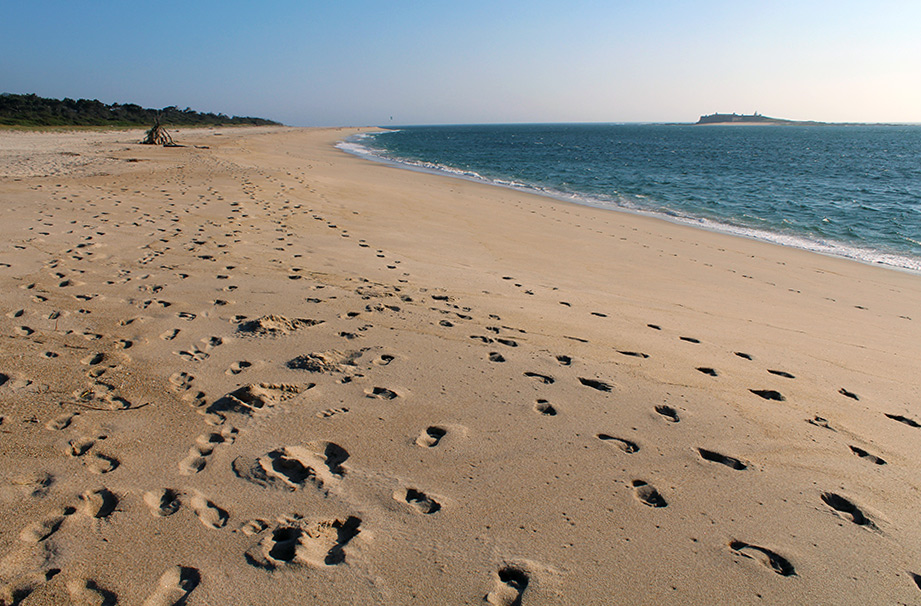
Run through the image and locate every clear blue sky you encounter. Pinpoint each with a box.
[2,0,919,126]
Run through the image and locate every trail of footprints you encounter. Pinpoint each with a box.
[474,303,895,594]
[7,161,917,603]
[158,307,462,592]
[507,311,906,592]
[729,542,796,577]
[486,566,530,606]
[13,295,914,603]
[0,182,259,605]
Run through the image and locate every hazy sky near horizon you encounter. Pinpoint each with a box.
[2,1,920,126]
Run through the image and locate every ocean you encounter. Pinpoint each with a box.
[338,124,921,272]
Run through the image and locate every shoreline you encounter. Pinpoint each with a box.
[2,126,920,604]
[338,130,921,275]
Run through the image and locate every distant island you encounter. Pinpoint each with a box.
[696,112,824,125]
[0,93,282,127]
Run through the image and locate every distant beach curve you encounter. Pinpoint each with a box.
[342,123,921,272]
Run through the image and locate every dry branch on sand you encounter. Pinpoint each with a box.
[141,119,180,146]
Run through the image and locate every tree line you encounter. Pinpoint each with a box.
[0,93,282,127]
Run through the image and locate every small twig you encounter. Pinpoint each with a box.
[70,401,150,412]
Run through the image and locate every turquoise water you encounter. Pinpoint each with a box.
[339,124,921,272]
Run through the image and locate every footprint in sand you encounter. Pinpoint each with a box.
[365,386,398,400]
[226,360,252,375]
[579,377,612,392]
[178,448,208,475]
[696,367,718,377]
[142,566,199,606]
[45,411,78,430]
[190,492,228,529]
[19,509,71,543]
[183,390,209,413]
[160,328,180,341]
[81,353,106,366]
[86,453,119,474]
[821,492,873,527]
[144,489,182,517]
[618,350,649,359]
[807,416,834,431]
[416,426,447,448]
[168,371,194,391]
[655,405,680,423]
[373,354,395,366]
[848,445,886,465]
[234,442,349,492]
[533,400,557,416]
[489,352,506,363]
[203,336,223,348]
[767,369,795,379]
[838,387,859,400]
[524,372,554,385]
[884,413,920,428]
[3,375,33,392]
[750,389,785,401]
[735,352,754,360]
[180,427,238,474]
[77,488,118,518]
[67,437,96,457]
[0,569,61,606]
[175,345,209,362]
[198,427,237,450]
[697,448,747,470]
[555,355,572,366]
[485,566,530,606]
[728,541,795,576]
[597,434,639,453]
[209,382,303,418]
[66,578,117,606]
[19,472,53,498]
[246,516,361,569]
[240,519,270,536]
[396,487,442,514]
[631,480,667,507]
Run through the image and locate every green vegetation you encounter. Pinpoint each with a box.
[0,93,282,127]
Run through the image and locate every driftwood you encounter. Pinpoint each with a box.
[141,119,179,146]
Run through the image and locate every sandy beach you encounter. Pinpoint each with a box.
[1,125,920,605]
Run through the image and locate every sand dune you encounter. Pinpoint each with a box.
[1,126,920,604]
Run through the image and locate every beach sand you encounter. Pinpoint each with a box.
[1,126,920,605]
